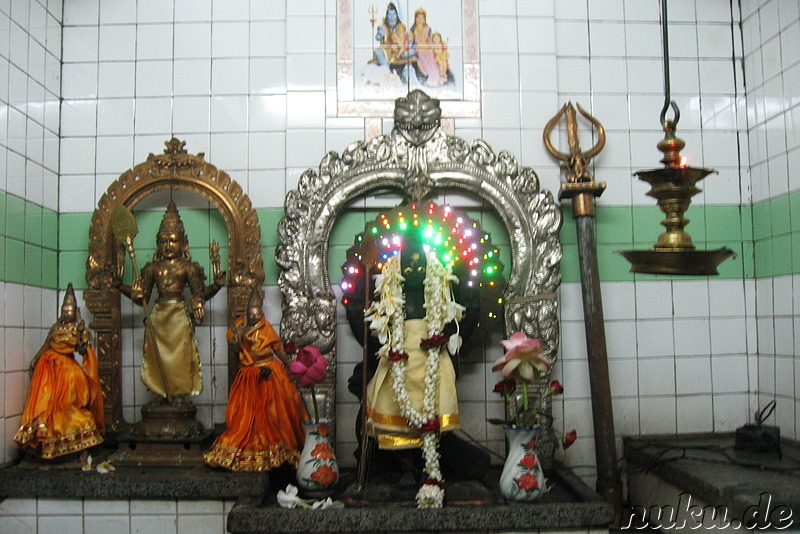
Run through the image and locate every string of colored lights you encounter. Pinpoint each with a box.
[340,202,505,323]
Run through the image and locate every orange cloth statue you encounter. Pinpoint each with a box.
[14,283,104,459]
[203,288,307,471]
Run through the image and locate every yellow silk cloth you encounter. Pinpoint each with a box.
[14,327,104,459]
[203,316,308,471]
[142,300,202,397]
[366,319,460,450]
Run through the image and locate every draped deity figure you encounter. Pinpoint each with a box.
[15,283,105,459]
[204,286,307,471]
[120,201,225,400]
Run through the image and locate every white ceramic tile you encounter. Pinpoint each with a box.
[60,99,96,137]
[209,132,248,169]
[481,91,521,129]
[638,358,676,396]
[479,17,518,54]
[518,55,557,92]
[38,516,83,533]
[134,97,172,135]
[249,94,287,131]
[209,95,247,131]
[172,96,210,133]
[517,17,555,54]
[635,319,676,358]
[59,136,96,175]
[246,169,285,209]
[173,59,211,96]
[96,136,135,174]
[674,318,711,357]
[638,396,676,434]
[675,356,712,395]
[589,21,626,57]
[677,394,713,433]
[137,0,174,24]
[556,57,590,93]
[95,98,134,136]
[286,128,324,168]
[130,515,178,534]
[286,53,325,91]
[608,358,639,397]
[711,354,749,393]
[98,1,136,24]
[250,20,286,58]
[135,60,173,98]
[173,22,211,59]
[286,16,324,53]
[136,24,174,61]
[555,21,590,57]
[554,0,587,20]
[96,61,135,97]
[211,21,249,57]
[84,515,130,534]
[247,131,285,169]
[635,282,673,319]
[175,0,211,22]
[60,62,97,99]
[62,0,98,25]
[559,320,588,361]
[286,91,325,129]
[480,54,520,92]
[209,57,248,95]
[97,24,135,61]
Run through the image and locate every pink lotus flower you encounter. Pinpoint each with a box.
[492,332,550,381]
[289,345,328,387]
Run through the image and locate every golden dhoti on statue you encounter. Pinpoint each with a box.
[142,299,202,397]
[366,318,460,449]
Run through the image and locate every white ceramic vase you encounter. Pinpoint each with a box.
[295,419,339,498]
[499,426,547,502]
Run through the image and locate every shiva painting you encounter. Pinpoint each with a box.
[337,0,480,116]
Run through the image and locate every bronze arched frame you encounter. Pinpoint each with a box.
[277,91,563,456]
[84,138,264,433]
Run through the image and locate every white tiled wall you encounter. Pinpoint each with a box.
[0,0,61,466]
[742,0,800,439]
[3,0,794,529]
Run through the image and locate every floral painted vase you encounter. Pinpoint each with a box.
[296,420,339,498]
[499,426,547,502]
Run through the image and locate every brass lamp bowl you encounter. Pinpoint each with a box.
[617,124,736,275]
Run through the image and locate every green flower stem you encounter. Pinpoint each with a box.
[310,384,319,424]
[522,381,529,412]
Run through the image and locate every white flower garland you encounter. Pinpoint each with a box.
[367,250,463,508]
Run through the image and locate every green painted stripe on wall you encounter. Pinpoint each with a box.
[0,192,58,289]
[52,201,762,290]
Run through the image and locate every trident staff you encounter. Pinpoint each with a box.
[544,103,622,516]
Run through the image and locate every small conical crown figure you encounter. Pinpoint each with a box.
[59,282,79,323]
[158,200,186,236]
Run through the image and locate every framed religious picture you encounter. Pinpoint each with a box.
[337,0,480,116]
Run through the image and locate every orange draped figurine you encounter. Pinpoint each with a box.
[14,283,105,459]
[204,286,308,471]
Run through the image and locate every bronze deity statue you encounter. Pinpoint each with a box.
[120,201,226,404]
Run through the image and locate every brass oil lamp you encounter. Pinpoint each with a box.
[617,0,735,275]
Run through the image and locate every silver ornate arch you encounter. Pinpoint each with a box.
[277,90,562,424]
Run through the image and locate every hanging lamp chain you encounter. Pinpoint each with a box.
[659,0,680,132]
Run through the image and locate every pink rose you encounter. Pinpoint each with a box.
[288,345,327,387]
[492,332,551,381]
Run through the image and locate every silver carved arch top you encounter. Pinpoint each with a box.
[276,90,562,420]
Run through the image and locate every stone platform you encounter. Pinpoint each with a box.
[625,433,800,531]
[0,454,612,533]
[228,464,613,533]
